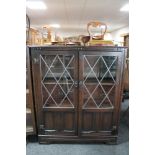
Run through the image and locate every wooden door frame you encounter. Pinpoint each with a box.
[31,48,79,135]
[78,50,125,136]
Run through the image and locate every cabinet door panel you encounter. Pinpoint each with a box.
[79,51,124,136]
[31,50,78,136]
[81,112,113,136]
[44,111,75,136]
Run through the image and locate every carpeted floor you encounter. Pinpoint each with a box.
[26,100,129,155]
[26,142,129,155]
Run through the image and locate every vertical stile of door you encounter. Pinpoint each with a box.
[112,49,126,131]
[78,51,84,136]
[73,50,79,136]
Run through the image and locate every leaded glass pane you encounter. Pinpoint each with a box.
[83,55,118,109]
[40,54,75,108]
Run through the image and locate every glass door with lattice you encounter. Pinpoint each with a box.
[79,51,123,137]
[32,50,78,136]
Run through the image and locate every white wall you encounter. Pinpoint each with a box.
[110,26,129,45]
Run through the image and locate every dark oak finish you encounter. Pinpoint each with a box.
[28,46,126,143]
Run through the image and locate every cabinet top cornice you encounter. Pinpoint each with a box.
[28,45,127,52]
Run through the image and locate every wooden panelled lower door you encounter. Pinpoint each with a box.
[78,51,123,137]
[31,50,78,137]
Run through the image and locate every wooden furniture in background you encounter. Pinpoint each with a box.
[26,47,36,136]
[87,21,107,40]
[27,28,42,45]
[26,15,30,45]
[42,26,52,45]
[28,46,126,143]
[87,21,114,46]
[123,34,129,92]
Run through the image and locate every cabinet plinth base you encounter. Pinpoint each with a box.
[38,135,117,144]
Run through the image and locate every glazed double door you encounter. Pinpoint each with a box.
[32,49,123,138]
